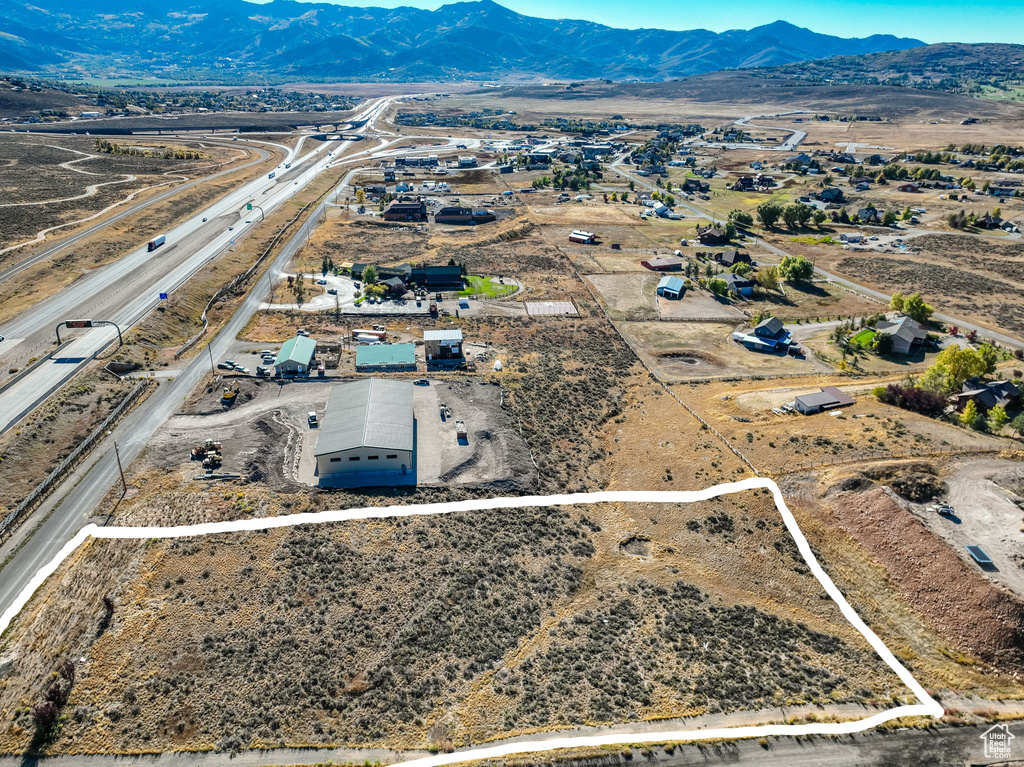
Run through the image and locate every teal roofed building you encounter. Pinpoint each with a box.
[275,335,317,376]
[355,343,417,372]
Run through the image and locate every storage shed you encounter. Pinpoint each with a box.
[794,386,855,415]
[314,379,415,485]
[656,276,685,299]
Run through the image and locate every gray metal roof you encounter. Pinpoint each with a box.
[315,379,414,456]
[423,329,463,341]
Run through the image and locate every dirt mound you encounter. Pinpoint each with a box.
[828,486,1024,670]
[825,475,876,495]
[862,462,947,502]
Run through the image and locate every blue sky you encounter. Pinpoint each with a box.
[252,0,1024,44]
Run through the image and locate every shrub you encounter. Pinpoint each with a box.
[875,384,947,417]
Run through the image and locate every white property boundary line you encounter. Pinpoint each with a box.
[0,478,942,765]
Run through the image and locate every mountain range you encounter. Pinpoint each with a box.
[0,0,925,82]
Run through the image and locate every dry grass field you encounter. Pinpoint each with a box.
[0,492,915,754]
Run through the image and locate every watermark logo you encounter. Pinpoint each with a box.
[981,723,1014,760]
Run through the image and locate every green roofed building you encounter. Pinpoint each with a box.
[355,343,417,372]
[274,335,317,376]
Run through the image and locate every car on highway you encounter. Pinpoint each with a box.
[414,379,430,386]
[228,226,234,231]
[0,335,4,342]
[202,217,208,222]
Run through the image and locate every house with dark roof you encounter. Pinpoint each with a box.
[382,200,427,221]
[697,227,728,246]
[719,272,756,296]
[817,187,846,204]
[955,379,1020,412]
[754,316,785,340]
[875,315,928,355]
[409,265,464,289]
[682,178,709,193]
[716,250,752,267]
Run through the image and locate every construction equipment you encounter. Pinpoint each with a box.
[455,421,467,441]
[190,439,223,469]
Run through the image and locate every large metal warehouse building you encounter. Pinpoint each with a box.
[314,379,415,486]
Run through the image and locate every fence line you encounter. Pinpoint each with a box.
[771,445,1004,477]
[0,381,151,541]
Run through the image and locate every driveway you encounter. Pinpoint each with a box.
[909,457,1024,598]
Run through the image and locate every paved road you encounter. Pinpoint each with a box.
[0,720,1013,767]
[0,143,273,285]
[0,127,347,434]
[0,96,394,636]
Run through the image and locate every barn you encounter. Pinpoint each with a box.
[314,379,415,486]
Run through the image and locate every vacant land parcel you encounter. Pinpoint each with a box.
[0,492,915,755]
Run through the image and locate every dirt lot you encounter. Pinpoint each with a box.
[584,273,660,321]
[743,280,886,322]
[147,375,532,496]
[619,322,822,381]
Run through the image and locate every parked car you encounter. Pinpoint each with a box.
[308,412,318,427]
[414,379,430,386]
[296,329,309,337]
[315,279,327,285]
[217,362,232,370]
[256,366,269,377]
[327,288,338,295]
[223,359,237,368]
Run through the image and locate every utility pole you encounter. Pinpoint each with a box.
[207,344,216,378]
[113,441,127,496]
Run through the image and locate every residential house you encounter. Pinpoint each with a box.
[682,179,710,193]
[716,250,752,268]
[754,316,788,341]
[732,176,756,192]
[697,226,728,246]
[897,182,920,193]
[457,155,478,167]
[856,208,882,224]
[955,379,1020,412]
[351,263,413,282]
[381,276,408,294]
[817,187,846,204]
[732,332,776,352]
[656,276,686,299]
[719,272,756,296]
[875,315,928,355]
[976,214,1004,229]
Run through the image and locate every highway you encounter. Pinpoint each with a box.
[0,119,364,435]
[0,95,396,632]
